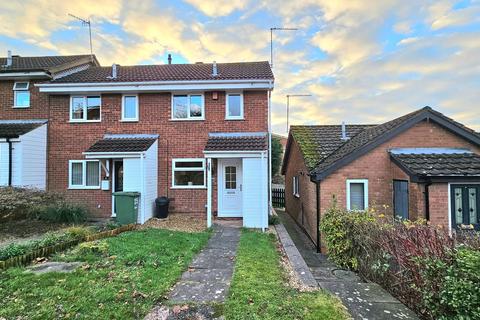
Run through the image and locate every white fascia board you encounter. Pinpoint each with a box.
[0,71,50,79]
[204,150,267,158]
[36,79,274,93]
[83,151,144,159]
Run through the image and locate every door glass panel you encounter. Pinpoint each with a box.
[454,187,463,224]
[225,166,236,189]
[468,188,477,225]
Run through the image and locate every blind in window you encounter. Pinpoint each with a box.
[350,183,365,210]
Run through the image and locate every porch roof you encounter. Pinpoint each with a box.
[390,151,480,180]
[0,120,46,138]
[204,132,268,152]
[85,134,158,153]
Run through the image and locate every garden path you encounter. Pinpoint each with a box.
[277,210,419,320]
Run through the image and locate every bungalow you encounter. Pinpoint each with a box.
[282,107,480,250]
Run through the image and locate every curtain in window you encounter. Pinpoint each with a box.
[86,161,99,186]
[71,162,83,185]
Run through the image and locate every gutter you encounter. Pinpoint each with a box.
[316,181,321,253]
[424,181,432,221]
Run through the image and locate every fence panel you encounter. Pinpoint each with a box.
[272,187,285,208]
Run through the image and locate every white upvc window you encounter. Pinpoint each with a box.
[171,94,204,120]
[226,92,244,120]
[70,95,101,122]
[172,158,206,188]
[293,176,300,197]
[121,94,139,121]
[13,81,30,108]
[69,160,101,189]
[346,179,369,211]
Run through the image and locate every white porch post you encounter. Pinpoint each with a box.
[207,157,212,228]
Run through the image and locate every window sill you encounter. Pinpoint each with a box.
[171,186,207,190]
[170,118,205,121]
[69,120,102,123]
[68,186,101,190]
[120,119,139,122]
[12,106,30,109]
[294,193,300,198]
[225,117,244,121]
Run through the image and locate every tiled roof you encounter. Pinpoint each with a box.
[205,133,268,151]
[311,107,480,178]
[0,121,46,138]
[0,55,94,72]
[85,137,157,153]
[391,153,480,177]
[289,125,375,170]
[49,61,274,83]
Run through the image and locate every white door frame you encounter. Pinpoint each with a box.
[111,159,123,217]
[217,158,243,217]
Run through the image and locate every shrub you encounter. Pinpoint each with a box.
[0,187,62,220]
[64,226,95,240]
[268,214,280,225]
[77,241,109,256]
[36,201,89,224]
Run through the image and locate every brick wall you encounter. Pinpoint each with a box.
[285,120,480,243]
[0,79,49,120]
[47,91,268,218]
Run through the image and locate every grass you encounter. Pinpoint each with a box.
[0,228,209,319]
[225,229,349,320]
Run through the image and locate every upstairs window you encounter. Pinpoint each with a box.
[172,159,206,188]
[70,96,101,122]
[13,82,30,108]
[122,95,138,121]
[172,94,204,120]
[346,179,368,211]
[226,93,243,119]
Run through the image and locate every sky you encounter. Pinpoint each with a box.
[1,0,479,134]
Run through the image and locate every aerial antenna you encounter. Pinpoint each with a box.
[68,13,93,59]
[270,27,298,68]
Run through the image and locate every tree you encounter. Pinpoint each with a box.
[271,136,283,176]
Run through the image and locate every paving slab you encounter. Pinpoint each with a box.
[26,262,83,274]
[168,224,240,304]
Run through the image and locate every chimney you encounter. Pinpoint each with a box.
[107,63,118,79]
[212,61,218,77]
[341,121,349,140]
[168,54,172,65]
[6,50,12,67]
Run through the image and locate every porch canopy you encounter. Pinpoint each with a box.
[83,134,159,224]
[204,132,269,229]
[390,148,480,182]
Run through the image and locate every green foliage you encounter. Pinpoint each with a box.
[225,230,349,320]
[0,187,62,220]
[77,241,109,256]
[64,226,94,239]
[0,229,209,319]
[36,201,89,224]
[319,200,374,269]
[271,136,283,176]
[268,214,280,225]
[414,247,480,320]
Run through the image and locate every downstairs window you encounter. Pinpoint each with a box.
[69,160,101,189]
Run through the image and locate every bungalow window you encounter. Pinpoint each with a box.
[226,93,243,119]
[346,179,368,210]
[293,176,300,197]
[70,96,101,122]
[172,94,204,120]
[13,82,30,108]
[172,159,206,188]
[69,160,101,189]
[122,95,138,121]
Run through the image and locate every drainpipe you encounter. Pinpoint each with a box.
[316,181,321,253]
[7,138,13,186]
[425,181,432,221]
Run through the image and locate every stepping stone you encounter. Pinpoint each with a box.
[26,262,83,274]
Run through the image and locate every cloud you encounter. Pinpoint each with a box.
[183,0,251,16]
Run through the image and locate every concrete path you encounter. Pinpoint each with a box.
[168,224,240,304]
[277,210,418,320]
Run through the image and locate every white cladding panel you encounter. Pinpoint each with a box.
[143,141,158,222]
[242,156,268,228]
[19,124,47,189]
[0,143,8,186]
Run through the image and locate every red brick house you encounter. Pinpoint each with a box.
[35,61,274,227]
[282,107,480,250]
[0,52,99,188]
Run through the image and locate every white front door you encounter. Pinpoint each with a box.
[218,159,243,217]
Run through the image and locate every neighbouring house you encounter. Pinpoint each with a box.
[0,52,99,189]
[34,60,274,227]
[282,107,480,249]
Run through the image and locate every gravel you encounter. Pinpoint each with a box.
[139,215,207,233]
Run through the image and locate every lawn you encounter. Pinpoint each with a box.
[0,228,209,319]
[225,230,349,320]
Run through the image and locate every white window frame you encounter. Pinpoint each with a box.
[171,158,206,189]
[13,81,30,108]
[293,176,300,198]
[171,93,205,120]
[121,94,139,121]
[69,95,102,123]
[346,179,369,211]
[68,160,101,189]
[225,92,244,120]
